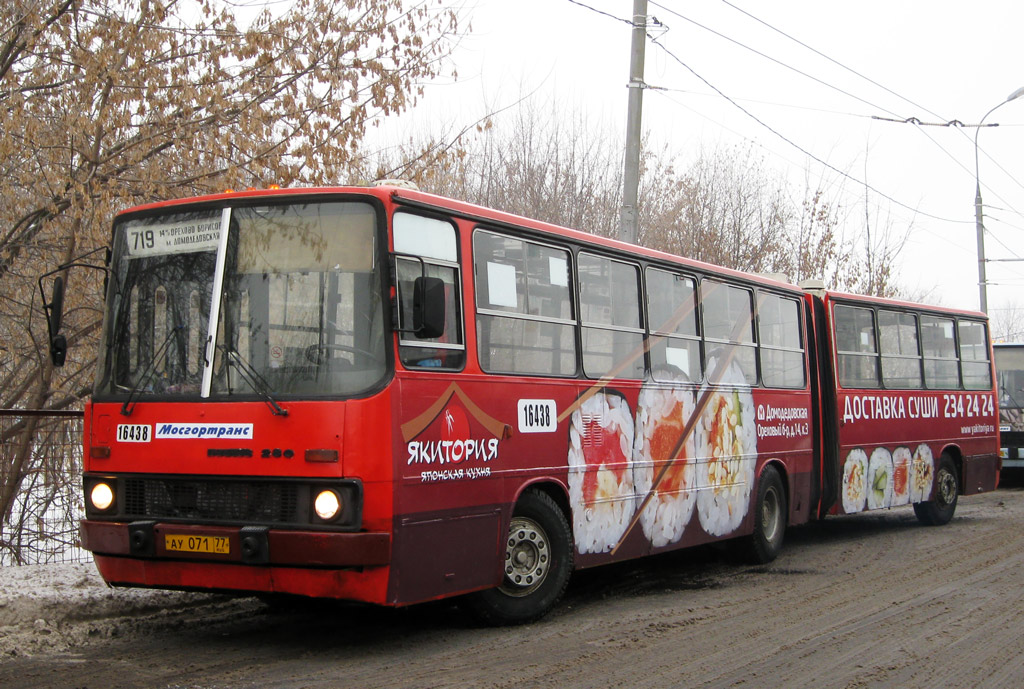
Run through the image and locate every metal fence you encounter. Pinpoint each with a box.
[0,409,91,566]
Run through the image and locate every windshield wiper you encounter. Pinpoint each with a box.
[121,325,184,416]
[219,345,288,416]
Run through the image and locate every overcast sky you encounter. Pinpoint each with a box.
[398,0,1024,317]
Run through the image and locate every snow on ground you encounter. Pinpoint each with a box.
[0,562,239,657]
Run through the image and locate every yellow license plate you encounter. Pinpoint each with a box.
[164,534,230,555]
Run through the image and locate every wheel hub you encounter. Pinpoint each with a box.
[502,516,549,596]
[762,487,780,541]
[937,469,957,507]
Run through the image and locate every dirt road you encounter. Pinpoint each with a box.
[4,483,1024,689]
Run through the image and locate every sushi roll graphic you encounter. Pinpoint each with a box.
[891,446,912,506]
[633,380,697,548]
[910,443,935,503]
[568,391,637,554]
[867,447,894,510]
[842,448,868,514]
[695,360,756,537]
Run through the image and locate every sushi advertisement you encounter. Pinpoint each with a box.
[835,389,998,515]
[565,363,813,564]
[394,369,815,567]
[840,444,933,514]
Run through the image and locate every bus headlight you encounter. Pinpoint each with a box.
[314,489,342,522]
[90,482,114,511]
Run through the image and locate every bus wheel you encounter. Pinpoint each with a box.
[466,490,573,625]
[913,454,958,526]
[740,465,787,564]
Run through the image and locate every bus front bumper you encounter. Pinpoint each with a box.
[81,519,390,568]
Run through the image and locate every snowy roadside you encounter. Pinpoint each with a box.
[0,562,252,657]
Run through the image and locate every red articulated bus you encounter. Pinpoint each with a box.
[47,184,1000,624]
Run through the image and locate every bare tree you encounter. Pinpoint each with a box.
[781,162,854,289]
[385,108,868,288]
[824,149,915,299]
[395,98,625,236]
[846,196,913,299]
[0,0,460,561]
[991,301,1024,342]
[641,143,794,275]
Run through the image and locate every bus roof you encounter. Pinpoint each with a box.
[115,183,987,316]
[115,184,804,294]
[820,289,987,320]
[388,186,804,292]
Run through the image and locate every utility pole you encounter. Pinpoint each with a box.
[973,86,1024,314]
[619,0,648,245]
[975,178,988,314]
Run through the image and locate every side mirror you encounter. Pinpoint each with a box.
[37,247,109,369]
[51,334,67,367]
[413,276,445,339]
[48,276,67,367]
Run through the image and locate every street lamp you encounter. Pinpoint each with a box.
[974,85,1024,314]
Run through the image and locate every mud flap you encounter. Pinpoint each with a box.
[962,454,1001,495]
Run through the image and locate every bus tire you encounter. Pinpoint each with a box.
[913,453,958,526]
[466,489,573,626]
[741,465,787,564]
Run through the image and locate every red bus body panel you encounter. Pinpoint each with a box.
[82,392,398,601]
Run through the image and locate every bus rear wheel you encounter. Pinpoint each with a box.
[739,464,787,564]
[466,489,573,625]
[913,453,958,526]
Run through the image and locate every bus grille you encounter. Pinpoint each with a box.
[122,478,300,524]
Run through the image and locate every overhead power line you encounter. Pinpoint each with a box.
[565,0,633,26]
[650,85,877,120]
[871,117,1024,223]
[711,0,1024,215]
[645,38,971,225]
[661,0,1024,230]
[565,0,1012,232]
[650,1,905,121]
[985,223,1024,260]
[873,116,990,128]
[716,0,950,122]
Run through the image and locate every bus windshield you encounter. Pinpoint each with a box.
[95,200,388,399]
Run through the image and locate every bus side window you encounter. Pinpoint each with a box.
[834,304,880,388]
[959,320,992,390]
[393,213,465,370]
[921,316,958,388]
[473,230,576,377]
[759,293,805,388]
[578,253,644,380]
[878,310,922,389]
[700,279,756,384]
[646,268,701,382]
